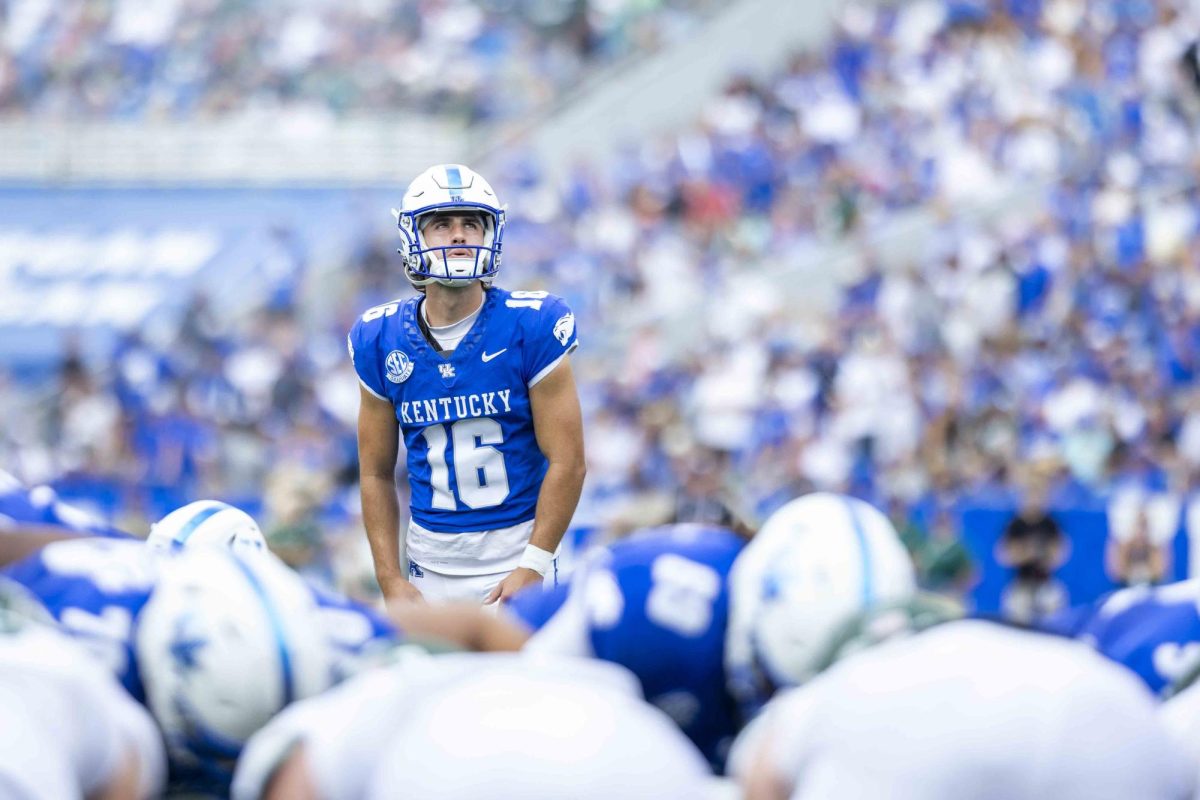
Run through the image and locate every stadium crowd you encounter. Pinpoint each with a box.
[4,0,1200,596]
[0,0,721,122]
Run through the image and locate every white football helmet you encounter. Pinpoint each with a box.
[395,163,505,288]
[725,493,916,716]
[134,549,335,773]
[146,500,267,555]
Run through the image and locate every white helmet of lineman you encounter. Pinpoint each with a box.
[146,500,267,555]
[394,163,506,289]
[725,492,917,715]
[135,548,334,772]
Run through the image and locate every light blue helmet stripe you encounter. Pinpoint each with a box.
[445,165,465,201]
[843,497,874,605]
[174,503,228,547]
[230,557,296,707]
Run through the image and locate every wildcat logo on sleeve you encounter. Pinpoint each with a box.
[385,351,414,384]
[553,313,575,346]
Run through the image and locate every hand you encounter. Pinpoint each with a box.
[379,574,424,609]
[484,567,543,605]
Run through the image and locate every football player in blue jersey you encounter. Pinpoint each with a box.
[350,164,586,607]
[0,467,132,540]
[1039,578,1200,697]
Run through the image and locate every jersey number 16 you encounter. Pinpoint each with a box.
[421,417,510,509]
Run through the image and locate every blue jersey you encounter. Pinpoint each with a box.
[349,287,578,533]
[540,525,745,772]
[1045,579,1200,696]
[1,538,401,700]
[0,470,132,539]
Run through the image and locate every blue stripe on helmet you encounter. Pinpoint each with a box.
[174,503,228,547]
[446,165,464,201]
[230,556,296,708]
[843,497,874,605]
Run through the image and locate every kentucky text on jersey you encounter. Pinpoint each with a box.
[399,389,512,424]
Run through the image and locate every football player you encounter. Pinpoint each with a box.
[393,492,916,772]
[1040,578,1200,696]
[731,599,1194,800]
[0,576,166,799]
[1,538,399,795]
[232,652,717,800]
[351,164,585,606]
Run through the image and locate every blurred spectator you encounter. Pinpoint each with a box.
[1106,486,1179,587]
[0,0,723,123]
[996,478,1069,624]
[895,503,976,601]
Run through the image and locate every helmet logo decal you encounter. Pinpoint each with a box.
[169,613,208,672]
[385,350,413,384]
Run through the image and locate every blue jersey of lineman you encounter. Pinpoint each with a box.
[551,525,745,771]
[0,469,132,539]
[349,287,578,533]
[1,538,400,701]
[1043,579,1200,696]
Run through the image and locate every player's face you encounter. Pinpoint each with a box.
[421,213,486,258]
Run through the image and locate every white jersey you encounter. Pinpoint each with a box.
[730,620,1194,800]
[233,651,648,800]
[1161,680,1200,788]
[364,655,713,800]
[0,623,165,800]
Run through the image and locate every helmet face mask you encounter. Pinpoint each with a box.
[396,164,506,289]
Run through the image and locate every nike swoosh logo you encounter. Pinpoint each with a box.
[481,349,508,363]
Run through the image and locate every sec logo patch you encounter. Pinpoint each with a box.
[385,350,413,383]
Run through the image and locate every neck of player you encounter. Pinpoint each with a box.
[424,281,485,327]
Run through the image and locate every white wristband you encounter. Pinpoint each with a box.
[518,544,555,577]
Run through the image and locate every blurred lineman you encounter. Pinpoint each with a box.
[399,493,917,771]
[233,653,715,800]
[1,532,398,795]
[731,616,1194,800]
[0,586,166,800]
[350,164,585,606]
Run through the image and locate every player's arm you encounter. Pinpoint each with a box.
[260,745,318,800]
[389,602,530,652]
[486,357,586,603]
[357,384,421,605]
[0,526,85,566]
